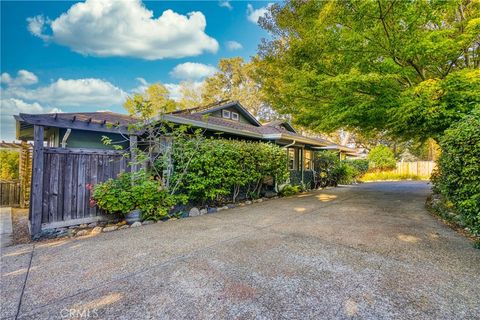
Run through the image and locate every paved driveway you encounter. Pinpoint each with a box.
[1,182,479,319]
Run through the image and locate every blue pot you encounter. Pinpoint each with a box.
[126,209,141,224]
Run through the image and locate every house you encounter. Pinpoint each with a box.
[14,101,359,235]
[15,101,357,184]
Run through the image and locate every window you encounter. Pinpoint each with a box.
[288,148,296,170]
[304,150,313,170]
[231,112,239,121]
[222,110,231,118]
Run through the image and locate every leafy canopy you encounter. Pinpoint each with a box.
[256,0,480,140]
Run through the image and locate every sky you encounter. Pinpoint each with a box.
[0,0,274,140]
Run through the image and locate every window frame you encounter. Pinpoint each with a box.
[222,110,231,119]
[231,112,239,121]
[288,148,296,170]
[304,149,313,170]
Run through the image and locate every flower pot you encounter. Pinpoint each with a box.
[126,209,141,224]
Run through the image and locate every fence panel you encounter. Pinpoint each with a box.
[37,148,130,228]
[0,180,20,207]
[394,161,436,177]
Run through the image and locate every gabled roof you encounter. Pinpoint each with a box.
[264,120,297,133]
[14,101,338,148]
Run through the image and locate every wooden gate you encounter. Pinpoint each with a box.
[0,180,20,207]
[31,147,130,231]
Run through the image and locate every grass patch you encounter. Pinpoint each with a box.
[359,171,428,182]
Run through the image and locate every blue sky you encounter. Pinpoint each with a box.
[0,0,273,140]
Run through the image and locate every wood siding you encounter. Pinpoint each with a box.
[0,180,20,207]
[35,147,130,230]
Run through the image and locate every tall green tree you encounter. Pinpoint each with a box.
[0,150,19,180]
[202,57,273,119]
[124,83,178,119]
[256,0,480,140]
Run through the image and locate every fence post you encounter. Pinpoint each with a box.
[30,125,44,237]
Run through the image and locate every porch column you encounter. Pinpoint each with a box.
[30,125,44,236]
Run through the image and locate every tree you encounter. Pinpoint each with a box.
[124,83,177,119]
[202,57,274,120]
[367,145,397,171]
[256,0,480,141]
[177,81,203,110]
[0,150,19,180]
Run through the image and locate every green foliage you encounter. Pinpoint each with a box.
[432,113,480,235]
[0,150,19,180]
[256,0,480,140]
[313,151,365,186]
[124,83,178,119]
[166,138,289,203]
[367,146,397,171]
[279,184,301,196]
[92,172,136,215]
[92,171,181,221]
[345,159,369,176]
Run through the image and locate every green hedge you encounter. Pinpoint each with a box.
[313,152,368,187]
[432,113,480,235]
[170,138,289,204]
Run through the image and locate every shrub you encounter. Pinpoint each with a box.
[279,184,301,196]
[92,171,181,221]
[167,138,289,204]
[367,145,396,171]
[432,113,480,235]
[335,162,359,185]
[313,151,341,187]
[345,159,369,176]
[0,150,19,180]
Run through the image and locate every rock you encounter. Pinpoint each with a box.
[79,224,88,229]
[245,200,252,205]
[67,229,76,237]
[227,204,236,209]
[118,225,129,230]
[199,209,207,215]
[156,220,163,223]
[131,221,142,228]
[207,207,217,214]
[98,222,108,227]
[142,220,154,225]
[91,227,103,234]
[76,229,89,237]
[217,206,229,211]
[116,220,127,226]
[102,226,118,232]
[189,207,200,217]
[87,222,97,228]
[55,230,68,238]
[168,217,178,221]
[263,190,278,198]
[256,199,263,203]
[239,203,245,207]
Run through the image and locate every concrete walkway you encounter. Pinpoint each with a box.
[1,182,479,319]
[0,207,13,248]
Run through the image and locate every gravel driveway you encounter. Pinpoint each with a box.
[1,181,479,319]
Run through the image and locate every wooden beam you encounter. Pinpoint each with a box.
[30,125,44,237]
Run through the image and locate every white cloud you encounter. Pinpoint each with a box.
[1,70,38,86]
[170,62,217,80]
[226,41,243,51]
[2,70,127,109]
[27,0,219,60]
[247,3,272,24]
[0,98,61,140]
[219,1,233,10]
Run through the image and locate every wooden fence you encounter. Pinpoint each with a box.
[394,161,436,177]
[0,180,20,207]
[32,147,130,231]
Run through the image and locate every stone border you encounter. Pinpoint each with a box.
[32,196,279,241]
